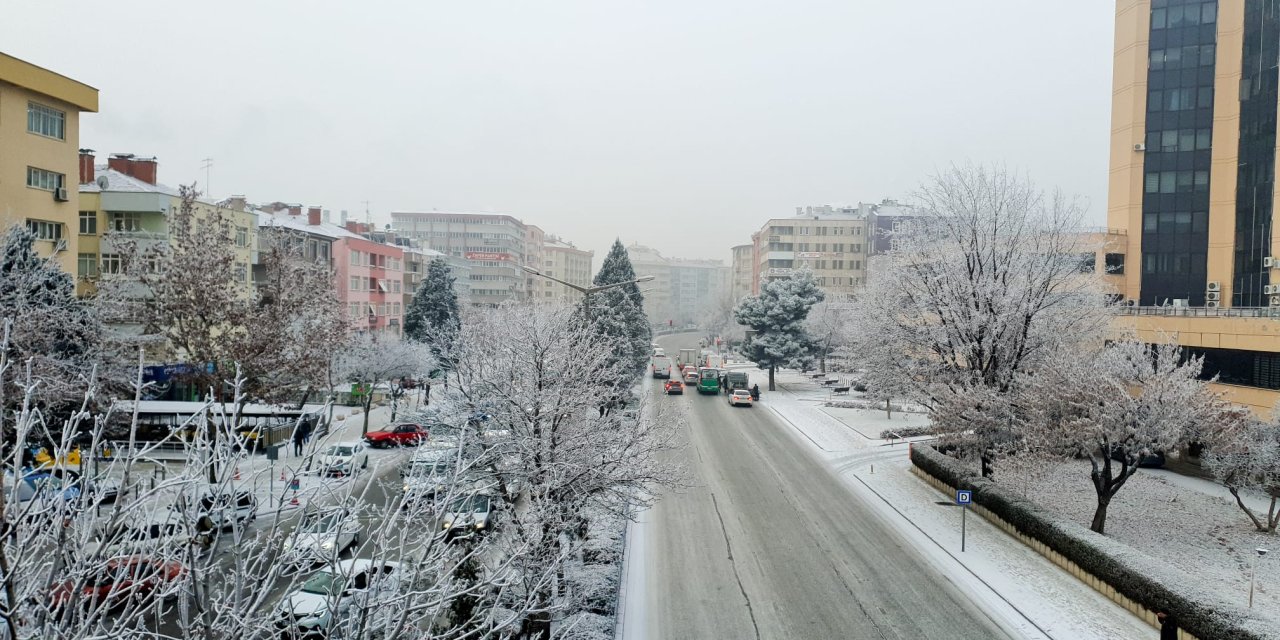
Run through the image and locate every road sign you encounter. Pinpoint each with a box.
[956,490,972,505]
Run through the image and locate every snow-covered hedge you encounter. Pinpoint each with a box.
[878,426,932,439]
[911,444,1274,640]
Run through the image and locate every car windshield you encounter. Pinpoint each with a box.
[449,495,490,513]
[299,511,343,534]
[325,446,354,457]
[300,570,344,596]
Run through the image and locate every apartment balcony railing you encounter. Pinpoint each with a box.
[1115,305,1280,318]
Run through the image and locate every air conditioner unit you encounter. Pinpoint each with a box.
[1268,257,1277,268]
[1207,281,1221,292]
[54,187,69,202]
[1206,301,1220,309]
[1272,295,1280,306]
[1207,291,1220,301]
[1134,143,1146,151]
[1266,285,1276,295]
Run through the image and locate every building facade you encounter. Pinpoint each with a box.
[748,206,871,302]
[730,244,755,302]
[627,243,729,328]
[1104,0,1280,415]
[391,211,526,305]
[0,52,98,274]
[536,236,593,304]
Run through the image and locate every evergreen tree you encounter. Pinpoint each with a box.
[0,225,103,450]
[583,240,651,386]
[734,270,824,390]
[404,258,461,380]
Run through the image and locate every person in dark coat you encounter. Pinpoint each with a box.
[1157,611,1177,640]
[291,423,305,457]
[751,384,760,400]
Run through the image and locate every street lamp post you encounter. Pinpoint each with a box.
[1251,547,1268,608]
[520,265,654,295]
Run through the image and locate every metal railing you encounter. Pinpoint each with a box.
[1115,305,1280,318]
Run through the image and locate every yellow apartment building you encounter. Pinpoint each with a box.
[0,52,98,273]
[535,236,593,304]
[1104,1,1280,417]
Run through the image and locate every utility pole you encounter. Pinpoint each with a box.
[200,158,214,198]
[362,200,371,228]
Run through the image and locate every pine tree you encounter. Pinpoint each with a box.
[583,240,651,386]
[734,270,824,390]
[403,258,461,377]
[0,225,104,450]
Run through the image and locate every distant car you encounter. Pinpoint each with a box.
[274,559,401,637]
[653,347,665,357]
[280,507,361,567]
[728,389,753,407]
[403,455,460,506]
[1108,446,1166,468]
[7,468,119,511]
[363,423,430,448]
[179,490,257,530]
[440,494,494,540]
[48,555,185,611]
[683,367,698,385]
[318,441,368,476]
[664,380,684,395]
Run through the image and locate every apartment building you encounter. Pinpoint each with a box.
[535,236,593,304]
[627,243,729,327]
[730,244,755,302]
[77,152,257,299]
[747,206,870,302]
[1104,0,1280,416]
[391,211,526,305]
[335,221,406,336]
[0,52,98,274]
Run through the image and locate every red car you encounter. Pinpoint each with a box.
[664,380,684,395]
[363,423,430,448]
[49,555,185,610]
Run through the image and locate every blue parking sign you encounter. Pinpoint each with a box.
[956,490,972,505]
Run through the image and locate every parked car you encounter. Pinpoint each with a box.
[173,490,257,530]
[400,441,460,478]
[727,389,753,407]
[363,423,430,448]
[6,468,119,511]
[664,380,684,395]
[318,441,368,476]
[280,507,361,567]
[440,494,494,540]
[92,516,215,557]
[274,560,401,637]
[403,456,459,506]
[1108,445,1166,468]
[48,555,185,611]
[682,367,699,385]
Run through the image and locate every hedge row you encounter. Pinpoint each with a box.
[911,444,1273,639]
[878,426,933,439]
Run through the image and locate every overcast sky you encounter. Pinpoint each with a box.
[4,1,1115,264]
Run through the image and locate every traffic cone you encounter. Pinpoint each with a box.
[280,470,287,481]
[289,492,300,506]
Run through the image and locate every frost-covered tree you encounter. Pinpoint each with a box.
[334,334,433,435]
[583,240,651,385]
[445,303,680,637]
[404,258,461,361]
[0,225,106,451]
[850,165,1109,476]
[804,301,854,374]
[734,269,824,390]
[1204,414,1280,533]
[1022,339,1241,534]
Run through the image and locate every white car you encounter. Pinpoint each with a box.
[728,389,753,407]
[275,559,400,637]
[402,458,456,506]
[440,494,495,540]
[319,441,369,477]
[172,490,257,530]
[281,507,361,567]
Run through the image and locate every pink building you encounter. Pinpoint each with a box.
[336,221,405,336]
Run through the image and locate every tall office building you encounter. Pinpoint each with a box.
[1107,1,1280,415]
[391,212,527,306]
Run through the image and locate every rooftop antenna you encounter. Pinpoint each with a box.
[362,200,371,227]
[199,157,214,199]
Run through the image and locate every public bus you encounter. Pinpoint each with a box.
[697,368,722,395]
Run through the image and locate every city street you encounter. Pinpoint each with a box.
[630,334,1016,640]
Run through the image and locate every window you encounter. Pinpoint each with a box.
[101,254,124,275]
[350,276,361,291]
[1104,253,1126,275]
[350,250,361,265]
[234,262,248,282]
[235,227,248,247]
[832,260,844,270]
[853,260,862,270]
[851,244,862,253]
[107,212,143,232]
[393,280,402,293]
[26,167,64,191]
[770,226,794,235]
[25,219,63,241]
[79,211,97,235]
[77,253,98,278]
[27,102,65,140]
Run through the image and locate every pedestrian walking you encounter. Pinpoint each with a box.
[292,423,305,457]
[751,383,760,400]
[300,416,314,444]
[1157,611,1178,640]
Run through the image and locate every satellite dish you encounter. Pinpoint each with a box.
[96,175,109,189]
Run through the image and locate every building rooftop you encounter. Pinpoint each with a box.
[0,51,98,112]
[79,167,181,197]
[255,210,364,240]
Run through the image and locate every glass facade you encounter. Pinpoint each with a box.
[1233,1,1280,307]
[1140,0,1218,305]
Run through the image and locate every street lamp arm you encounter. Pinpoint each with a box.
[585,274,655,295]
[522,264,590,294]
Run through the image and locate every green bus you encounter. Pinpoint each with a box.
[697,368,721,395]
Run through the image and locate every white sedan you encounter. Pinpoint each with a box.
[728,389,753,407]
[318,441,368,476]
[280,507,361,567]
[275,559,400,636]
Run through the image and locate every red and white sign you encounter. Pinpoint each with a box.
[465,252,511,261]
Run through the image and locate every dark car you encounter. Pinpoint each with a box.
[1108,445,1166,468]
[363,423,430,448]
[664,380,684,395]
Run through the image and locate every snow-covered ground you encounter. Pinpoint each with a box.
[754,367,1155,639]
[1025,461,1280,628]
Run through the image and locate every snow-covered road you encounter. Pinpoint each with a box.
[618,335,1154,640]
